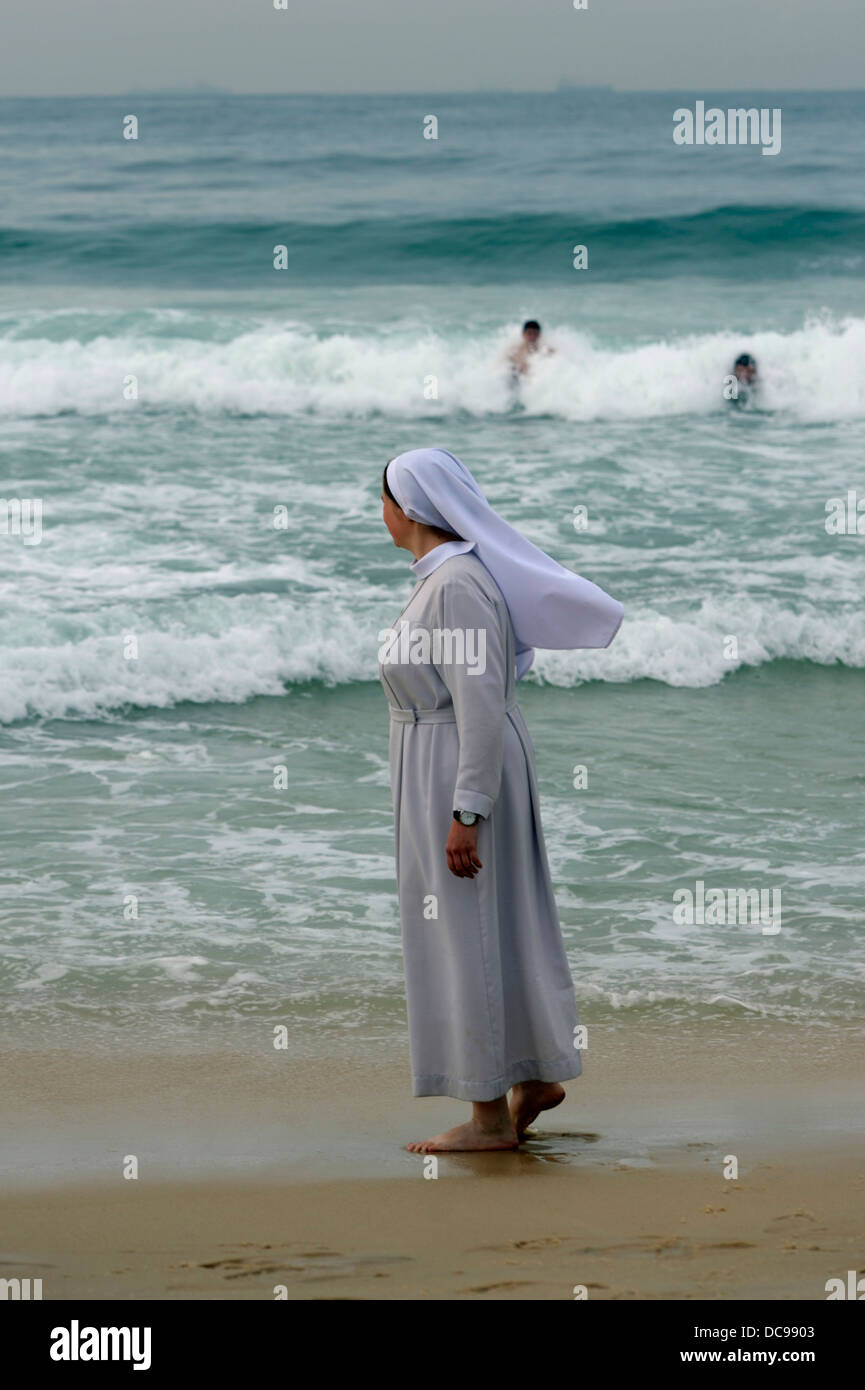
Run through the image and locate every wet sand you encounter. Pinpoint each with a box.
[2,1023,864,1299]
[3,1153,864,1301]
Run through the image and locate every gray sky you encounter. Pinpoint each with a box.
[2,0,863,95]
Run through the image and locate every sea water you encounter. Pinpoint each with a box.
[1,92,863,1052]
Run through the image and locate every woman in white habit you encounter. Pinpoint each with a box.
[379,448,623,1152]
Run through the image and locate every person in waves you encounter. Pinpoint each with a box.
[508,320,554,379]
[729,352,758,406]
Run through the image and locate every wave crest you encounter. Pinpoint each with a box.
[2,311,865,422]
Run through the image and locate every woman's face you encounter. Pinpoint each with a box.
[382,490,411,548]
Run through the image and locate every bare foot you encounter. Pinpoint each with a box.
[406,1118,518,1153]
[509,1081,565,1137]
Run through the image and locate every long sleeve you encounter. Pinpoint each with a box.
[434,572,508,820]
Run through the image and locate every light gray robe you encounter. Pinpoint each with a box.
[379,545,581,1101]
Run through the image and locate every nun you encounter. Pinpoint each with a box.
[379,449,623,1152]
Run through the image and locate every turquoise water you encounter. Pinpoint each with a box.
[1,94,864,1047]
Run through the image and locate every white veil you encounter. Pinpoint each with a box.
[386,448,623,678]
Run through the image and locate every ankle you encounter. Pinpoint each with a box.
[472,1099,512,1132]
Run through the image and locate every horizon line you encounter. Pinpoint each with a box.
[2,85,865,99]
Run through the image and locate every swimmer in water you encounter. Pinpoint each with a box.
[730,352,758,404]
[508,320,554,378]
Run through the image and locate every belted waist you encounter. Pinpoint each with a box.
[390,699,518,725]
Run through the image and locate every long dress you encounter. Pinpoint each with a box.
[379,540,581,1102]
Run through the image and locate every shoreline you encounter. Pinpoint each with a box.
[3,1018,864,1184]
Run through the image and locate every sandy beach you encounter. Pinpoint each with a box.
[6,1157,865,1302]
[3,1023,864,1300]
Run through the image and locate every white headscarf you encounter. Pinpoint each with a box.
[386,448,623,678]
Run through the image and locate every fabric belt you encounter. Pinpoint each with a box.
[390,698,518,725]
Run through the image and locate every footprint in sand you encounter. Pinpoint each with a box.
[512,1236,563,1250]
[460,1280,537,1294]
[468,1235,565,1253]
[197,1245,411,1283]
[764,1208,825,1236]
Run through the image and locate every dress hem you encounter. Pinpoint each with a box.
[412,1053,582,1102]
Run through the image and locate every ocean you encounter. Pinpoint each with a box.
[1,91,864,1056]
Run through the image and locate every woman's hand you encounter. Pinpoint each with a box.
[446,821,482,879]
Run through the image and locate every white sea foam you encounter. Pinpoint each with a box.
[2,312,865,421]
[1,596,863,723]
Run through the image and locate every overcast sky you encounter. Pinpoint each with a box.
[2,0,862,96]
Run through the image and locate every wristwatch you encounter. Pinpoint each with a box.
[454,810,480,826]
